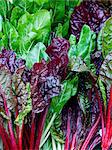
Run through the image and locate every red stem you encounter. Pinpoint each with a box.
[94,87,105,141]
[34,106,49,150]
[106,86,112,140]
[0,124,11,150]
[80,115,100,150]
[23,135,28,150]
[19,123,24,150]
[15,105,19,141]
[0,85,18,150]
[29,115,35,150]
[23,127,30,149]
[102,86,112,149]
[70,132,76,150]
[88,136,101,150]
[64,110,71,150]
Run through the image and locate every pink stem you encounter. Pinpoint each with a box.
[70,132,77,150]
[29,115,35,150]
[34,106,49,150]
[94,87,105,141]
[0,124,11,149]
[15,105,19,141]
[0,84,18,150]
[18,123,24,150]
[80,115,100,150]
[64,110,71,150]
[106,86,112,139]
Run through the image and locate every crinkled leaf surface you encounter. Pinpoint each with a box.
[31,61,61,113]
[99,52,112,88]
[0,66,16,111]
[14,83,31,126]
[98,79,107,107]
[12,67,29,112]
[102,17,112,58]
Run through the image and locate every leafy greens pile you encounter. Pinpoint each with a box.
[0,0,112,150]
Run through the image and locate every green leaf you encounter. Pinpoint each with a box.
[53,0,65,23]
[71,57,89,72]
[62,20,69,37]
[9,26,19,51]
[76,25,96,66]
[16,9,51,53]
[68,34,77,59]
[51,76,78,114]
[55,23,62,38]
[33,9,51,43]
[97,29,102,51]
[24,42,49,68]
[1,35,8,49]
[0,0,7,18]
[17,12,36,53]
[102,17,112,58]
[98,79,107,107]
[66,0,82,8]
[99,51,112,88]
[3,20,12,36]
[68,25,96,74]
[10,6,25,27]
[34,0,48,6]
[2,21,19,50]
[0,15,3,32]
[78,93,90,115]
[50,115,65,144]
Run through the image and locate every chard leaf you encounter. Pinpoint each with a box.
[51,76,78,114]
[102,17,112,58]
[0,0,7,18]
[12,67,29,112]
[52,0,65,23]
[2,21,14,49]
[17,12,35,53]
[97,29,102,51]
[3,20,12,36]
[10,6,25,27]
[68,25,96,74]
[99,51,112,88]
[78,93,90,115]
[15,9,51,54]
[76,25,96,66]
[50,114,65,144]
[33,9,51,43]
[71,57,89,72]
[55,23,62,38]
[24,42,49,68]
[98,79,107,107]
[14,83,31,126]
[9,26,19,51]
[0,112,10,120]
[33,0,48,5]
[0,66,16,111]
[62,20,69,37]
[0,15,2,32]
